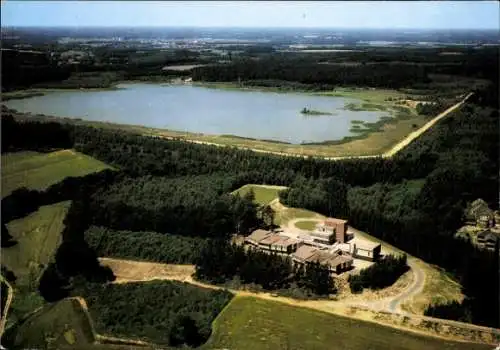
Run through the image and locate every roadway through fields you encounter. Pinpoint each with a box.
[97,257,500,345]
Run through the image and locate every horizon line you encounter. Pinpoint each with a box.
[2,25,499,31]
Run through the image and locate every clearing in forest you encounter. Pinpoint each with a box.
[2,201,71,287]
[231,184,323,226]
[1,149,112,198]
[2,201,71,327]
[231,184,287,206]
[203,296,491,350]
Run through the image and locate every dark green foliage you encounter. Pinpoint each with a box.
[280,176,349,218]
[425,301,473,324]
[38,262,71,302]
[195,240,335,296]
[297,262,335,296]
[1,223,17,248]
[416,100,448,116]
[169,315,203,347]
[1,265,17,284]
[71,122,426,186]
[75,280,233,346]
[1,111,72,152]
[89,174,262,237]
[192,58,429,88]
[85,226,210,264]
[349,254,408,293]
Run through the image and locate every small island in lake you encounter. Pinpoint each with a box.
[300,107,335,116]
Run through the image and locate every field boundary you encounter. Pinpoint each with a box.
[99,257,500,345]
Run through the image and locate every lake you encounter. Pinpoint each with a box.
[5,84,389,144]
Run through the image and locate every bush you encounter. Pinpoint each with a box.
[349,254,408,293]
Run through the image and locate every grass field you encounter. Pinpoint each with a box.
[401,267,464,315]
[230,184,322,227]
[5,298,95,349]
[1,149,112,198]
[203,296,490,350]
[2,201,71,326]
[3,201,71,287]
[231,184,287,206]
[294,220,317,230]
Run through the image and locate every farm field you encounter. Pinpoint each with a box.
[231,184,287,206]
[3,297,160,350]
[203,296,491,350]
[4,298,95,349]
[1,149,112,198]
[2,201,71,326]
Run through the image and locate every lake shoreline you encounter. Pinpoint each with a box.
[2,81,426,157]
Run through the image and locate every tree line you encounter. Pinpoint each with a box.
[85,226,210,265]
[192,58,429,89]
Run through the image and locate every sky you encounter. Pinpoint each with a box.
[1,1,499,30]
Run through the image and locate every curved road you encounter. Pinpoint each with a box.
[282,218,427,314]
[388,259,425,313]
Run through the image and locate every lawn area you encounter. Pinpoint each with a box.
[203,296,490,350]
[1,149,112,198]
[2,201,71,326]
[401,267,464,315]
[294,220,318,231]
[231,183,324,227]
[273,205,324,227]
[4,298,95,349]
[231,184,287,206]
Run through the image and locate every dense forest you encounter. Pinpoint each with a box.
[88,174,262,237]
[192,58,429,89]
[75,280,233,347]
[85,226,210,264]
[349,254,408,293]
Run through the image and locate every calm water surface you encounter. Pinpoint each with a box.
[6,84,389,144]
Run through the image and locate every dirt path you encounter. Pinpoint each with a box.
[156,93,472,161]
[0,280,14,337]
[388,259,426,313]
[98,255,423,316]
[98,257,499,345]
[382,93,473,158]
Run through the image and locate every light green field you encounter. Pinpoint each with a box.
[203,296,490,350]
[232,184,287,206]
[1,150,112,198]
[3,201,71,287]
[294,220,317,230]
[2,201,71,327]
